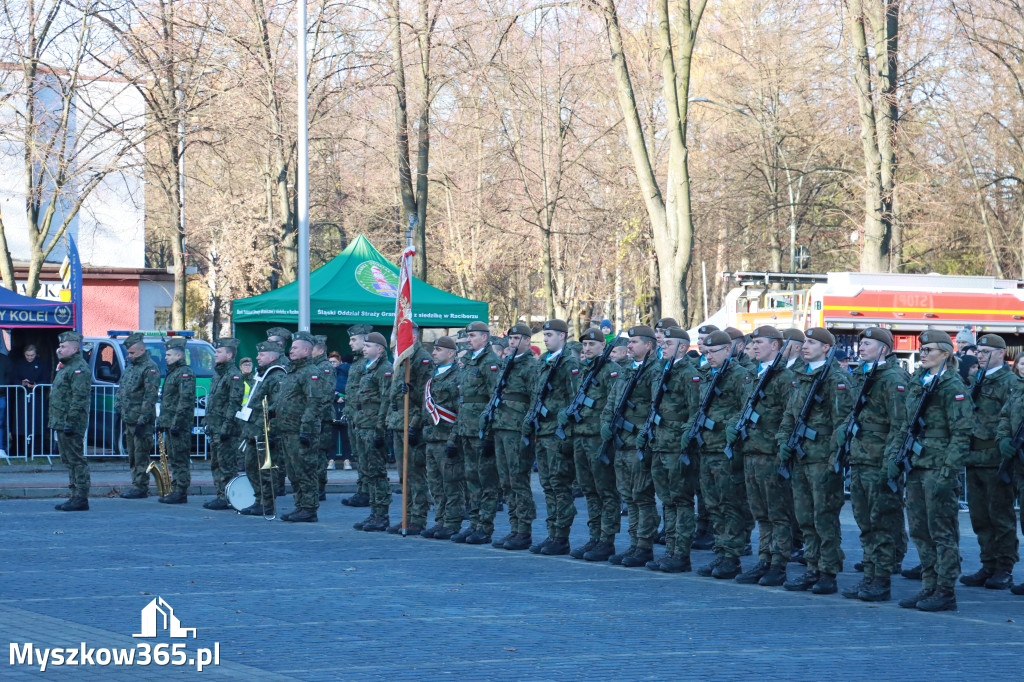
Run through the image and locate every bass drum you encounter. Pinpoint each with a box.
[226,474,256,511]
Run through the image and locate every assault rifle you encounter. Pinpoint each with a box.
[833,358,881,474]
[887,358,947,492]
[522,349,565,445]
[558,336,616,440]
[598,350,653,465]
[726,340,790,459]
[779,345,838,479]
[971,355,991,404]
[636,343,684,461]
[997,417,1024,484]
[480,352,517,439]
[682,352,735,466]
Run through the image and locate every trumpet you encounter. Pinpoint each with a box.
[256,397,276,519]
[147,431,172,497]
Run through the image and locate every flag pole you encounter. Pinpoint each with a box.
[400,219,415,537]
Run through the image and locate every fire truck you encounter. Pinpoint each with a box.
[715,271,1024,361]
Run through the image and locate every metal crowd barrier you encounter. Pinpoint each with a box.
[0,384,208,464]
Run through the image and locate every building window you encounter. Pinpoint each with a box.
[153,307,171,330]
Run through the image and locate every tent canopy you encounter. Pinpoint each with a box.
[232,235,488,327]
[0,285,76,329]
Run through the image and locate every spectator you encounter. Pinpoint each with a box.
[835,349,851,373]
[600,319,613,343]
[958,354,979,385]
[328,351,351,468]
[1013,354,1024,379]
[530,344,542,360]
[10,344,51,457]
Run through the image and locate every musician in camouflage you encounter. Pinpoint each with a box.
[996,384,1024,597]
[156,336,196,504]
[115,332,160,499]
[202,337,244,510]
[237,341,287,516]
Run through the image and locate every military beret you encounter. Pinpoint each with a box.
[257,340,284,354]
[919,329,953,350]
[508,323,533,337]
[543,319,568,333]
[267,327,292,342]
[579,327,606,343]
[347,324,372,337]
[291,331,315,345]
[165,336,187,350]
[466,321,490,333]
[724,326,744,340]
[628,325,657,340]
[365,331,388,347]
[455,329,468,340]
[612,336,629,347]
[697,324,720,335]
[751,325,783,340]
[805,327,835,346]
[123,332,145,347]
[566,341,582,353]
[491,337,508,349]
[782,328,806,343]
[655,317,679,330]
[859,327,894,348]
[663,326,690,343]
[705,330,733,347]
[977,333,1006,349]
[59,331,83,343]
[434,336,457,351]
[313,335,328,346]
[215,337,240,350]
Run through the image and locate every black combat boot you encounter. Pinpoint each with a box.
[203,498,231,510]
[504,534,532,551]
[451,527,474,543]
[959,566,994,587]
[758,564,787,587]
[842,578,870,600]
[284,508,318,523]
[466,530,493,545]
[1010,583,1024,596]
[57,497,89,511]
[697,556,723,577]
[420,525,440,539]
[362,515,389,532]
[691,529,715,551]
[571,539,598,560]
[901,564,922,580]
[984,570,1013,590]
[530,537,555,554]
[119,487,147,499]
[811,573,838,594]
[735,560,769,585]
[621,547,654,568]
[342,491,370,507]
[583,541,615,562]
[858,576,891,602]
[353,514,374,530]
[854,561,864,572]
[917,587,956,612]
[898,588,934,609]
[712,557,741,579]
[432,526,457,540]
[541,537,570,555]
[783,570,820,591]
[609,546,637,565]
[492,532,515,549]
[658,554,691,573]
[240,504,266,516]
[159,490,187,504]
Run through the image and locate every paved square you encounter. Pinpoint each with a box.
[2,487,1022,680]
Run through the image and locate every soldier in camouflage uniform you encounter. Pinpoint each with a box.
[890,330,973,612]
[452,322,502,544]
[837,327,910,602]
[421,336,463,539]
[116,332,161,499]
[726,326,796,587]
[342,324,371,507]
[273,331,325,523]
[312,336,336,502]
[691,324,720,551]
[381,325,433,534]
[558,328,618,559]
[780,328,808,563]
[237,341,287,516]
[486,323,539,550]
[156,337,197,504]
[960,333,1019,591]
[202,338,244,510]
[351,332,393,532]
[609,336,629,367]
[643,327,701,572]
[598,326,660,566]
[51,331,92,511]
[266,327,293,496]
[996,383,1024,596]
[522,319,580,555]
[681,330,755,579]
[776,327,852,594]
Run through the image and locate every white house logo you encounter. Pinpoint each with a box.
[133,597,196,638]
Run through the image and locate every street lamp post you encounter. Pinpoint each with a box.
[296,0,311,331]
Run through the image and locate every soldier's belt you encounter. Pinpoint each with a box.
[857,423,891,434]
[969,436,997,450]
[459,396,489,404]
[502,392,531,403]
[922,428,950,438]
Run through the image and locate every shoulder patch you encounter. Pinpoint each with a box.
[74,370,82,374]
[692,376,701,382]
[149,369,157,374]
[955,394,965,401]
[897,385,905,391]
[837,383,847,390]
[422,359,431,364]
[610,371,619,378]
[792,381,798,387]
[232,376,240,380]
[311,375,319,380]
[385,372,393,377]
[490,365,499,371]
[571,368,580,374]
[182,374,190,379]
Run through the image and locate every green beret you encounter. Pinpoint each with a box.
[455,329,468,340]
[491,337,508,349]
[920,329,953,349]
[565,341,582,353]
[292,331,315,345]
[466,321,490,333]
[347,324,372,336]
[507,323,533,337]
[705,330,733,347]
[257,340,284,354]
[313,335,327,346]
[434,336,457,351]
[655,317,679,330]
[365,331,387,347]
[123,332,145,347]
[724,326,744,340]
[543,319,568,333]
[697,324,720,335]
[165,336,187,350]
[579,327,605,343]
[859,327,893,348]
[663,326,690,343]
[805,327,836,346]
[751,325,782,340]
[267,327,292,342]
[59,331,83,343]
[215,337,240,350]
[628,325,656,340]
[782,328,806,343]
[977,333,1006,349]
[612,336,629,347]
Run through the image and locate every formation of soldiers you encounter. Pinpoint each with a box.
[48,319,1024,613]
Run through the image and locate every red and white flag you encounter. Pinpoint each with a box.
[393,244,416,365]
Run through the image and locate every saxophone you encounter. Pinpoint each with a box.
[147,431,172,496]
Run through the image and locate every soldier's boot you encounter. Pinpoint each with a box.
[571,539,599,560]
[691,528,715,551]
[239,504,265,516]
[386,522,403,534]
[451,527,475,543]
[57,497,89,512]
[984,570,1014,590]
[492,532,515,549]
[811,573,838,595]
[959,566,995,587]
[645,553,667,571]
[466,530,493,545]
[119,487,148,499]
[540,537,570,556]
[420,525,441,539]
[530,537,555,554]
[504,533,533,551]
[432,526,457,541]
[658,554,692,573]
[275,484,286,497]
[783,569,820,591]
[790,547,806,565]
[655,527,666,545]
[758,564,788,587]
[159,490,187,505]
[609,546,637,565]
[735,560,769,585]
[916,587,957,612]
[621,547,654,568]
[712,557,741,580]
[284,508,318,523]
[858,576,892,602]
[362,515,390,532]
[583,541,616,562]
[696,556,723,577]
[898,588,935,609]
[353,514,375,530]
[901,563,922,580]
[203,498,231,510]
[854,561,864,572]
[1010,583,1024,596]
[342,492,370,507]
[842,578,870,600]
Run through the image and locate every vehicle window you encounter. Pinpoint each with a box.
[94,342,121,383]
[144,340,216,378]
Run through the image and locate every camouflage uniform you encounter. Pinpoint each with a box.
[423,359,463,531]
[996,392,1024,547]
[314,350,336,495]
[204,347,244,501]
[381,343,433,527]
[115,341,160,492]
[351,354,392,518]
[455,346,502,536]
[239,354,286,509]
[156,347,196,494]
[50,343,92,499]
[272,352,323,512]
[489,350,539,536]
[344,355,368,497]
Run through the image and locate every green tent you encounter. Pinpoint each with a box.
[231,235,488,357]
